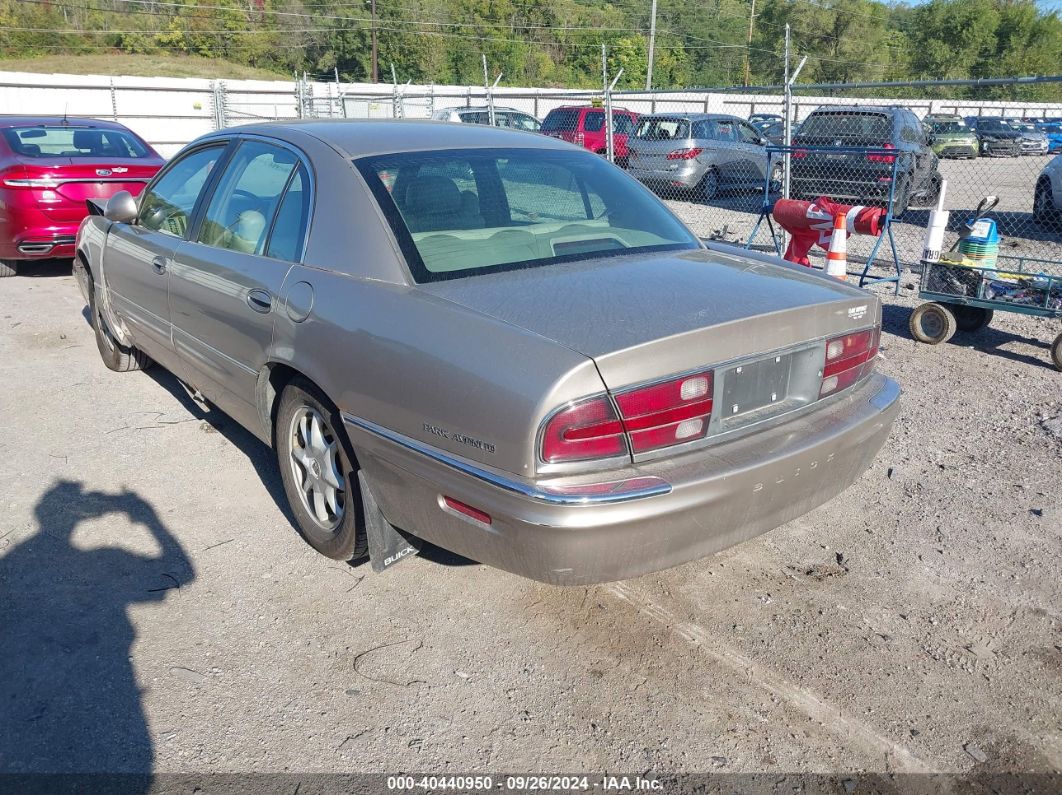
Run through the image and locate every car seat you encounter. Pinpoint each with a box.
[402,174,484,232]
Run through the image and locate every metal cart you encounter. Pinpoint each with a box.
[910,254,1062,371]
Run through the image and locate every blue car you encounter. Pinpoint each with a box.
[1035,121,1062,153]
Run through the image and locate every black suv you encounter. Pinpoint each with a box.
[962,117,1023,157]
[791,105,942,215]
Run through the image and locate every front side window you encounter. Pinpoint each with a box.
[138,145,225,237]
[265,167,310,262]
[197,140,299,255]
[357,148,699,283]
[1,126,151,159]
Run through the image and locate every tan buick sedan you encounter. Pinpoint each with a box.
[74,120,899,585]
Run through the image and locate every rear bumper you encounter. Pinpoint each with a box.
[345,374,900,585]
[628,161,703,190]
[0,201,79,260]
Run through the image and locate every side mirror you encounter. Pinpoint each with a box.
[104,190,137,224]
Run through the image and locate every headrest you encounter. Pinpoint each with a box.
[406,175,462,215]
[73,130,103,151]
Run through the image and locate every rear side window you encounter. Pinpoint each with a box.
[541,110,579,132]
[266,167,310,262]
[138,145,225,237]
[2,126,151,159]
[197,140,299,256]
[583,111,605,132]
[614,114,636,135]
[635,117,689,140]
[798,112,892,139]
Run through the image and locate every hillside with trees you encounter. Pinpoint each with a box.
[1,0,1061,98]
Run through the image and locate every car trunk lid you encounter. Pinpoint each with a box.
[5,157,157,222]
[419,247,878,395]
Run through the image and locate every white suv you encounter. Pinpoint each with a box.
[430,106,541,131]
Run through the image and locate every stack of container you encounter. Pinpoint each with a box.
[958,218,1000,270]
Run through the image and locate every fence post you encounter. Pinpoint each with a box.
[209,81,227,130]
[109,78,118,122]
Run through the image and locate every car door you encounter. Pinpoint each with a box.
[167,137,310,415]
[732,119,770,184]
[104,144,228,355]
[702,119,739,184]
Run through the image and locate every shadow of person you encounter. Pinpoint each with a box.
[0,480,194,781]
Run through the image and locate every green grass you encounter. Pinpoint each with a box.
[0,53,290,81]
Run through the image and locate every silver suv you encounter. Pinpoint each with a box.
[430,106,541,131]
[626,113,775,200]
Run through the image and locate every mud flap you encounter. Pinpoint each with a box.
[358,470,422,573]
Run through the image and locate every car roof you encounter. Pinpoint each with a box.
[807,105,902,115]
[548,105,635,113]
[0,115,134,130]
[640,112,745,121]
[198,119,574,158]
[437,106,529,114]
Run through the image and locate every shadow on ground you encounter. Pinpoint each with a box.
[0,480,194,780]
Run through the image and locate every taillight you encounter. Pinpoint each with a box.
[792,148,808,159]
[540,371,716,464]
[820,327,880,397]
[1,168,59,189]
[666,147,703,160]
[615,371,714,453]
[866,143,896,163]
[540,396,626,463]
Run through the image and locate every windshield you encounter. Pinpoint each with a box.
[928,121,968,134]
[978,120,1014,132]
[635,117,690,140]
[357,148,699,283]
[798,112,891,139]
[2,125,151,158]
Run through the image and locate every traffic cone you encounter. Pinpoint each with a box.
[825,212,848,281]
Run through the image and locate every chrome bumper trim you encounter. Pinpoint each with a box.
[869,375,901,410]
[342,414,673,505]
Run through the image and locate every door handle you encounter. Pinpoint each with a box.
[246,289,273,313]
[152,256,167,275]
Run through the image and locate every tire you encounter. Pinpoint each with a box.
[891,176,911,218]
[951,305,993,333]
[699,167,720,202]
[0,260,17,278]
[1051,332,1062,372]
[88,273,152,372]
[275,377,367,561]
[909,302,957,345]
[1033,179,1060,230]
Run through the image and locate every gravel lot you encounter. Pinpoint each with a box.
[0,262,1059,783]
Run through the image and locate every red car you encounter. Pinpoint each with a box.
[0,117,164,277]
[540,105,639,167]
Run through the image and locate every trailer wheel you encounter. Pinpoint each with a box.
[951,305,993,333]
[909,302,957,345]
[1051,331,1062,372]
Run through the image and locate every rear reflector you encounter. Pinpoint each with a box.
[820,328,880,397]
[666,147,704,160]
[441,496,492,525]
[540,396,626,463]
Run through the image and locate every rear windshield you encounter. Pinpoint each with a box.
[541,110,579,132]
[928,121,968,133]
[357,148,699,283]
[798,112,892,139]
[635,117,690,140]
[2,125,151,158]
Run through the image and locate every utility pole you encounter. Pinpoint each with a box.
[646,0,657,91]
[371,0,379,83]
[743,0,756,87]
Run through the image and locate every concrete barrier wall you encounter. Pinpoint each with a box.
[2,70,1061,157]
